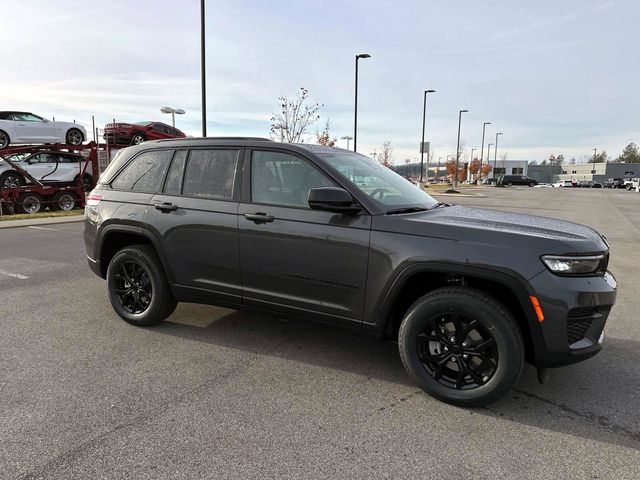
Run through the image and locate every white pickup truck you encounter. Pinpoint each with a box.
[624,177,639,190]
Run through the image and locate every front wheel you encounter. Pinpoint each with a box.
[66,128,84,145]
[398,287,524,407]
[529,182,535,187]
[506,181,513,187]
[1,171,25,188]
[106,245,177,326]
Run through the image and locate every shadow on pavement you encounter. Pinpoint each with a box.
[156,304,640,451]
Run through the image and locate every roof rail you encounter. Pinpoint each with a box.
[157,137,273,143]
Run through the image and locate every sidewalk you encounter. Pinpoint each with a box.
[0,214,85,229]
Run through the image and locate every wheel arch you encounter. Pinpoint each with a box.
[97,225,172,281]
[378,263,543,364]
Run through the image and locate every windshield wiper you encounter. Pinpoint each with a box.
[385,206,430,215]
[429,202,450,210]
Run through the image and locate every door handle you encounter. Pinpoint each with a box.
[244,212,275,224]
[154,202,178,213]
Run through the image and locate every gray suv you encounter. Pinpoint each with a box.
[85,138,617,406]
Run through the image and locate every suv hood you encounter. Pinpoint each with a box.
[375,205,608,254]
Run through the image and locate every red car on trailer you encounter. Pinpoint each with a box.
[103,121,186,146]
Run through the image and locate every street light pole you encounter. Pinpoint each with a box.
[200,0,207,137]
[593,148,597,178]
[494,132,503,173]
[353,53,371,152]
[454,109,468,187]
[420,89,436,183]
[479,122,491,183]
[487,143,493,178]
[341,135,353,150]
[161,107,186,128]
[470,147,476,183]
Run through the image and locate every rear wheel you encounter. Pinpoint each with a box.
[66,128,83,145]
[52,191,76,211]
[529,182,535,187]
[506,181,513,187]
[0,130,9,149]
[398,287,524,407]
[1,171,25,188]
[18,193,43,214]
[130,133,146,145]
[106,245,177,326]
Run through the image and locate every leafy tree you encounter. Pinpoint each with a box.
[569,158,576,164]
[480,163,492,178]
[469,158,481,177]
[616,143,640,163]
[529,160,538,165]
[316,119,336,146]
[556,154,565,164]
[592,151,608,163]
[270,87,322,143]
[540,159,547,165]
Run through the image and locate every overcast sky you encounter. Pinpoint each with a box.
[1,0,638,164]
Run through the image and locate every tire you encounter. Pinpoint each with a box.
[52,191,76,211]
[130,133,146,145]
[66,128,84,145]
[529,182,535,187]
[18,193,43,214]
[0,130,9,149]
[74,174,93,191]
[626,185,632,191]
[1,171,25,188]
[106,245,177,326]
[507,181,513,187]
[398,287,524,407]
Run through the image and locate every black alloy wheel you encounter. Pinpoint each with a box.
[0,130,9,149]
[106,245,177,326]
[130,134,145,145]
[66,128,84,145]
[417,312,498,390]
[1,172,25,188]
[398,287,524,407]
[113,261,153,315]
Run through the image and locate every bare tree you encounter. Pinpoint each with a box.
[316,119,336,146]
[378,140,393,166]
[270,87,322,143]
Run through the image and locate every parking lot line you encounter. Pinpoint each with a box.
[0,268,29,280]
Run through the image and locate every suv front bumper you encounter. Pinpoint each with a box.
[527,270,617,368]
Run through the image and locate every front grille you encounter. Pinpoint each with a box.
[567,320,592,345]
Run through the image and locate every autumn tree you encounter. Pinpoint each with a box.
[480,163,493,178]
[469,158,481,180]
[270,87,322,143]
[379,140,393,166]
[316,119,336,146]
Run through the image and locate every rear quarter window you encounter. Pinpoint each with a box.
[109,150,172,193]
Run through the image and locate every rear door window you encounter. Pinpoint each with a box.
[163,150,187,195]
[110,150,172,193]
[182,149,239,200]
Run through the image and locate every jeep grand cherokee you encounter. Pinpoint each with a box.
[85,138,617,406]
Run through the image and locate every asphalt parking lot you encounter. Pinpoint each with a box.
[1,187,639,479]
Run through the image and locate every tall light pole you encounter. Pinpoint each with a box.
[341,135,353,150]
[454,109,468,187]
[593,148,597,176]
[494,132,503,173]
[487,143,493,178]
[353,53,371,152]
[420,89,436,183]
[479,122,491,183]
[160,107,185,128]
[200,0,207,137]
[469,147,476,183]
[438,157,442,181]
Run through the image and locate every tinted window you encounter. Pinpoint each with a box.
[110,150,172,193]
[163,150,187,195]
[252,151,335,208]
[183,149,238,200]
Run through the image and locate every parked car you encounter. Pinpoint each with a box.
[553,180,574,188]
[624,178,639,191]
[603,178,625,188]
[498,175,538,187]
[103,121,186,145]
[533,183,553,188]
[0,150,93,190]
[577,180,603,188]
[0,111,86,149]
[85,138,616,407]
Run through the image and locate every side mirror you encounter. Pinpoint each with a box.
[308,187,361,214]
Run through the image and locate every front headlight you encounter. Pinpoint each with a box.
[541,254,605,275]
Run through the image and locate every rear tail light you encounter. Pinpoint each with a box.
[85,195,103,208]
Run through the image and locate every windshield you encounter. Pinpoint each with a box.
[318,151,438,211]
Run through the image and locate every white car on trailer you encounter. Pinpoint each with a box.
[0,111,86,149]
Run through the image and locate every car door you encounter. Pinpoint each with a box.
[12,113,55,142]
[22,153,58,180]
[146,148,243,304]
[238,149,371,326]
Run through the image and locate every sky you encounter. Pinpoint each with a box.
[1,0,638,165]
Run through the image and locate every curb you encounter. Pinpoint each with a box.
[0,214,85,229]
